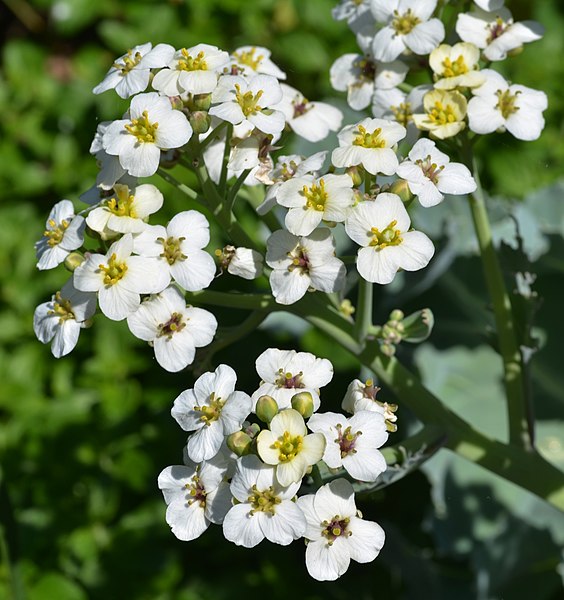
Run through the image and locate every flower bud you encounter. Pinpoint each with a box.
[291,391,314,419]
[389,309,404,322]
[226,431,253,456]
[389,178,413,204]
[192,93,212,111]
[345,166,363,188]
[64,252,85,272]
[189,111,211,135]
[255,395,279,424]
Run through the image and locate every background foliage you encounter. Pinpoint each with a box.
[1,0,563,598]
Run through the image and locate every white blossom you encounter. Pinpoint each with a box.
[103,92,193,177]
[33,279,96,358]
[345,193,435,284]
[73,233,169,321]
[222,455,306,547]
[229,46,286,80]
[266,228,346,305]
[151,44,229,95]
[276,83,343,143]
[87,121,126,191]
[370,0,445,62]
[171,364,252,463]
[85,183,163,235]
[216,245,263,280]
[396,138,476,207]
[256,408,326,486]
[126,286,217,372]
[456,6,544,62]
[332,117,406,175]
[158,451,232,541]
[93,43,173,98]
[209,74,285,135]
[333,0,374,33]
[467,69,547,141]
[276,174,355,236]
[412,89,467,139]
[297,478,385,581]
[132,210,216,292]
[307,411,388,482]
[35,200,85,270]
[429,43,485,90]
[473,0,504,11]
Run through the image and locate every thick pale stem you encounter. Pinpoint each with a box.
[467,155,533,450]
[353,277,373,343]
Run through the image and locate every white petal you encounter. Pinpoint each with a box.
[222,504,265,548]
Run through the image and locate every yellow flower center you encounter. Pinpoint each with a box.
[194,392,225,426]
[391,101,413,127]
[125,110,159,143]
[235,84,264,116]
[157,312,187,339]
[178,49,208,71]
[43,218,70,247]
[272,430,303,462]
[428,101,458,125]
[441,55,468,78]
[353,124,386,148]
[106,184,137,217]
[369,220,403,249]
[115,49,143,74]
[322,515,351,545]
[302,179,328,211]
[48,291,75,324]
[233,47,264,71]
[495,89,520,119]
[157,236,187,265]
[392,9,421,35]
[99,253,128,286]
[247,485,281,515]
[185,474,207,508]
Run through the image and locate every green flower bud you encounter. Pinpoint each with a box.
[255,395,279,424]
[291,391,314,419]
[346,166,363,188]
[389,309,404,322]
[226,431,253,456]
[389,178,413,204]
[191,93,212,111]
[189,111,211,135]
[64,252,85,272]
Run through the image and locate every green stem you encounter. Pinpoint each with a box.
[186,290,277,311]
[353,277,373,344]
[156,169,206,206]
[227,169,252,211]
[466,154,533,450]
[219,124,233,194]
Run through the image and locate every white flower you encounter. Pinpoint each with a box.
[345,193,435,284]
[297,478,385,581]
[332,117,406,175]
[222,455,306,548]
[456,6,544,62]
[251,348,334,411]
[35,200,85,270]
[256,408,326,486]
[85,183,163,235]
[158,452,232,541]
[266,229,346,305]
[33,279,96,358]
[73,233,169,321]
[370,0,445,62]
[473,0,504,11]
[429,43,485,90]
[333,0,374,33]
[151,44,230,95]
[103,92,193,178]
[467,69,547,141]
[132,210,216,292]
[330,53,408,111]
[87,121,126,191]
[307,411,388,481]
[412,89,467,139]
[396,138,476,207]
[342,378,383,414]
[230,46,286,80]
[171,364,252,463]
[276,174,355,236]
[93,43,173,99]
[209,74,285,135]
[275,83,343,143]
[257,152,327,215]
[126,286,217,372]
[216,245,263,280]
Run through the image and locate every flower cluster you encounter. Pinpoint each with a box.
[159,349,389,580]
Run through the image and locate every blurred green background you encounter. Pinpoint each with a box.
[1,0,564,598]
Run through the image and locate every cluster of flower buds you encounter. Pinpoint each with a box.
[159,348,394,581]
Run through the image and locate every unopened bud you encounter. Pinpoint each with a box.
[389,179,413,204]
[189,111,211,135]
[168,95,184,111]
[64,252,85,272]
[291,391,314,419]
[346,166,363,188]
[389,309,404,322]
[242,422,261,439]
[507,46,524,58]
[226,431,253,456]
[192,93,212,111]
[255,395,279,424]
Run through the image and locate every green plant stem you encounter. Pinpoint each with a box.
[466,154,533,451]
[219,124,233,194]
[156,169,206,206]
[353,277,373,343]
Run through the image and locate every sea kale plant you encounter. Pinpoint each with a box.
[32,0,560,582]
